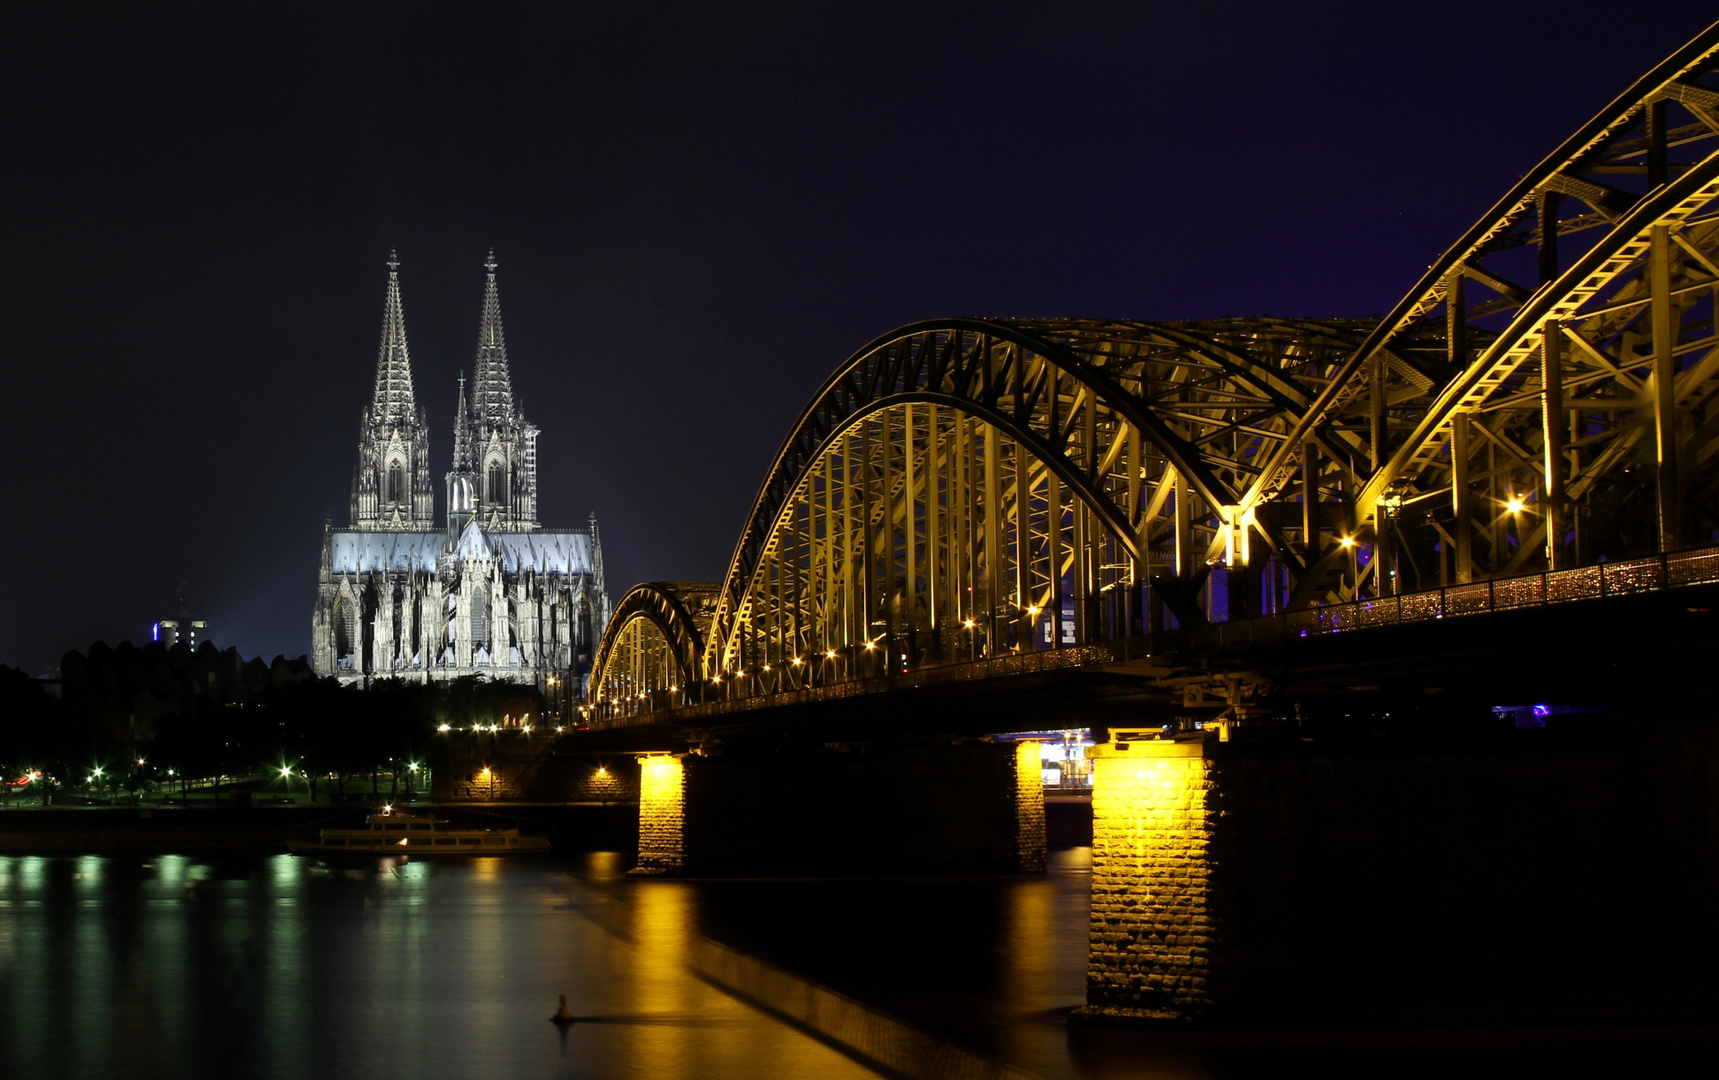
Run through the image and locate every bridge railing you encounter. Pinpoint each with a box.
[581,546,1719,726]
[1158,546,1719,655]
[583,644,1113,729]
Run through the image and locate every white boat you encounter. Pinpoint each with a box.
[287,807,552,855]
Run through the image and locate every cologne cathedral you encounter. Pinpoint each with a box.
[311,253,610,690]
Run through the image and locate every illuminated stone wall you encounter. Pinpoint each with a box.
[1081,740,1216,1024]
[635,756,685,874]
[431,740,640,803]
[1079,725,1719,1028]
[1014,740,1047,874]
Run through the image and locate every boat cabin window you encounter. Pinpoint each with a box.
[371,825,381,831]
[386,823,408,831]
[409,823,430,830]
[325,838,345,846]
[434,838,455,845]
[458,838,481,845]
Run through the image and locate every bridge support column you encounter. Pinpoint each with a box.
[1078,738,1218,1025]
[1012,739,1047,874]
[632,741,1043,876]
[634,754,685,875]
[1076,722,1719,1029]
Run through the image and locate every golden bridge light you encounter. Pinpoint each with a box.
[1506,495,1525,513]
[1339,536,1355,548]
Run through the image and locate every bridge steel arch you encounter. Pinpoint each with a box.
[588,22,1719,714]
[698,317,1395,694]
[588,582,718,720]
[1243,21,1719,596]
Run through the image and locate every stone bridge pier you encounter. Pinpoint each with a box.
[1077,724,1719,1028]
[634,739,1045,877]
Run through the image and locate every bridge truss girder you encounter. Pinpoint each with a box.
[1249,22,1719,591]
[588,581,716,718]
[701,317,1390,694]
[589,21,1719,715]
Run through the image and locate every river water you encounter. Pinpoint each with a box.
[0,848,1710,1079]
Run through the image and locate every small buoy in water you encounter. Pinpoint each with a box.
[550,994,576,1024]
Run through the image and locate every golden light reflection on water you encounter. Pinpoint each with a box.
[625,879,693,1077]
[585,850,625,881]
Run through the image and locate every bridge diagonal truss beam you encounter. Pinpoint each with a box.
[587,21,1719,724]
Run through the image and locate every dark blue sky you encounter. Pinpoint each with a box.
[2,1,1713,671]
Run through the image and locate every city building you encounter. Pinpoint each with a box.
[153,585,210,650]
[311,252,610,690]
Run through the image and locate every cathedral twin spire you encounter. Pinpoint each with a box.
[370,251,417,424]
[351,250,538,533]
[450,250,539,532]
[471,251,516,426]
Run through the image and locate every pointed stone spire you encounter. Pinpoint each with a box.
[470,249,516,424]
[371,250,416,423]
[451,371,471,472]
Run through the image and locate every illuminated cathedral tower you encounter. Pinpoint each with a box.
[350,252,435,529]
[447,251,539,531]
[312,251,609,690]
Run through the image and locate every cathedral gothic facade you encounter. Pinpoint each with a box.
[311,253,610,690]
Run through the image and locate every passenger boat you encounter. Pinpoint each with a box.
[287,807,551,855]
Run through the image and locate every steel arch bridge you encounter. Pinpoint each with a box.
[591,21,1719,720]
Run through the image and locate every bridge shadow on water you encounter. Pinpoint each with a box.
[663,843,1719,1080]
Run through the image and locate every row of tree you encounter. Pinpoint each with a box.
[0,640,544,798]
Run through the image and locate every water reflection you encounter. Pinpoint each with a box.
[0,853,878,1080]
[0,850,1707,1079]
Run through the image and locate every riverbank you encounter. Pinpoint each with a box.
[0,803,637,852]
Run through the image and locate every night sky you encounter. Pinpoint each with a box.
[3,1,1712,672]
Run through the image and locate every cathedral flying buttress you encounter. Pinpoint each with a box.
[312,253,609,691]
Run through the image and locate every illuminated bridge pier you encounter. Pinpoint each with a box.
[632,741,1045,877]
[578,22,1719,1025]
